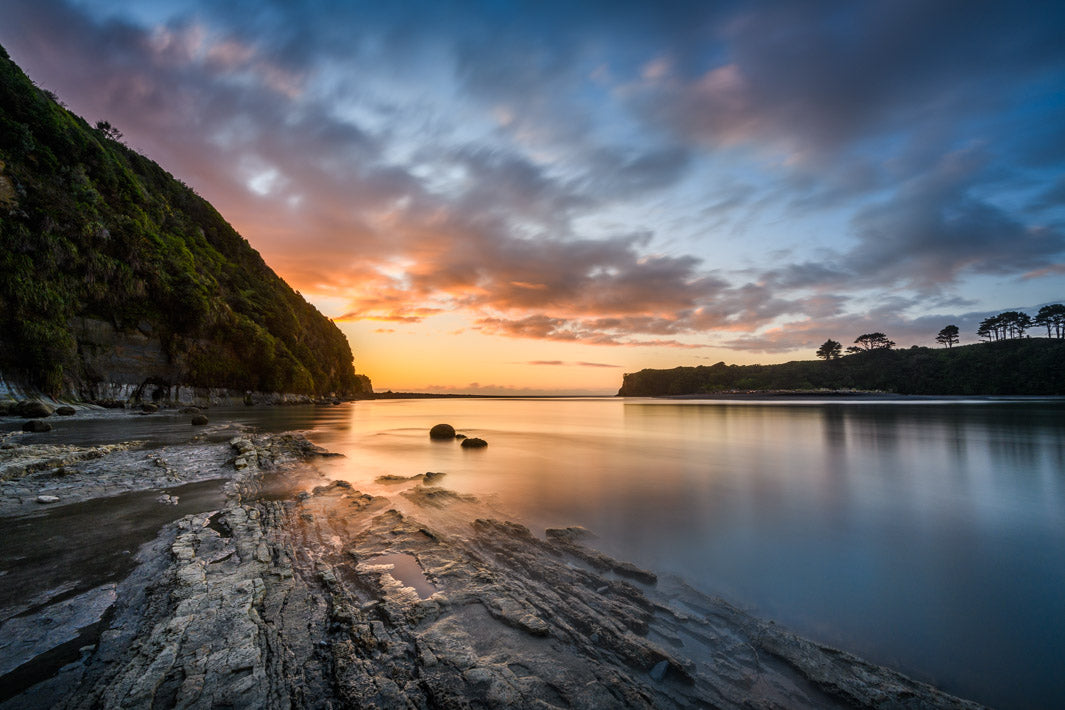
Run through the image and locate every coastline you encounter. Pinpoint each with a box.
[0,409,987,708]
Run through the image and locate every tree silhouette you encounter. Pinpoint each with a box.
[935,325,959,348]
[1034,304,1065,338]
[816,339,842,360]
[977,311,1032,341]
[94,120,123,142]
[851,332,895,351]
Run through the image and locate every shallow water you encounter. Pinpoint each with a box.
[293,397,1063,710]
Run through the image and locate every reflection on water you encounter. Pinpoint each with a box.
[302,397,1063,710]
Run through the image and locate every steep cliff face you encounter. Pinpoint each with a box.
[0,44,371,399]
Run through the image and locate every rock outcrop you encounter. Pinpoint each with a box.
[11,482,986,709]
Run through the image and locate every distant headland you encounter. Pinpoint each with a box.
[618,337,1065,397]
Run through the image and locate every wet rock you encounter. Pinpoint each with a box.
[402,486,477,507]
[156,493,179,505]
[376,473,421,484]
[460,437,487,448]
[22,420,52,433]
[55,406,77,416]
[429,423,456,439]
[547,527,657,585]
[140,403,158,413]
[36,494,60,504]
[0,441,140,484]
[180,406,201,414]
[0,583,116,677]
[16,401,54,418]
[376,471,447,486]
[190,414,208,425]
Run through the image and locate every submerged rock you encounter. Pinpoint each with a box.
[429,423,456,439]
[55,406,76,416]
[460,437,487,448]
[22,420,52,433]
[190,414,208,425]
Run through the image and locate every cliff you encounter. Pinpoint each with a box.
[0,44,371,400]
[618,339,1065,396]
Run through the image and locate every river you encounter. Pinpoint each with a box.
[3,396,1063,708]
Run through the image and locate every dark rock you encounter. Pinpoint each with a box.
[140,403,158,413]
[22,419,52,433]
[429,423,456,439]
[460,437,487,448]
[55,406,76,416]
[179,406,201,414]
[455,434,467,440]
[16,401,54,418]
[190,414,209,426]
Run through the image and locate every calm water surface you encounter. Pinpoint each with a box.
[296,397,1064,710]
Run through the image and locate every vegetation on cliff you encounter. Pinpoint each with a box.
[0,44,366,396]
[618,339,1065,396]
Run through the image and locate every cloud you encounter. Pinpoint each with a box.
[525,360,620,368]
[2,0,1063,358]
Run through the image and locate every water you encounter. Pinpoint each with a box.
[3,397,1063,708]
[294,397,1063,710]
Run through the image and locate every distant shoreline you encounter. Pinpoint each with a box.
[650,391,1065,401]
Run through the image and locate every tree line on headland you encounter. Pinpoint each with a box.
[814,305,1065,362]
[618,305,1065,397]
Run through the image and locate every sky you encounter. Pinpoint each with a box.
[2,0,1064,394]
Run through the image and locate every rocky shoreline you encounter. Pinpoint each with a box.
[0,426,986,709]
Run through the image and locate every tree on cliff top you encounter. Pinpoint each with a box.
[846,333,895,354]
[1034,304,1065,338]
[816,339,842,360]
[936,325,960,348]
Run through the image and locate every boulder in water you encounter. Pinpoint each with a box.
[16,401,54,418]
[191,414,209,426]
[429,423,456,439]
[55,406,76,416]
[460,437,487,449]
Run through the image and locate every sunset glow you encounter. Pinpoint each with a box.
[3,1,1064,393]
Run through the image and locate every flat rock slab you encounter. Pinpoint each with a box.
[22,481,987,710]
